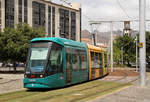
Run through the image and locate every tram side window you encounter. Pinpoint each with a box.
[99,53,103,68]
[91,52,95,68]
[104,54,107,67]
[46,43,62,75]
[80,51,87,70]
[72,49,80,70]
[66,48,71,70]
[95,53,100,68]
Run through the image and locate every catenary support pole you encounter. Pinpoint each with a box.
[136,35,138,72]
[139,0,146,87]
[121,47,123,65]
[110,22,113,72]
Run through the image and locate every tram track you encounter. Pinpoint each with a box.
[69,70,139,102]
[35,70,138,102]
[34,82,110,102]
[70,82,130,102]
[111,70,139,83]
[0,69,139,102]
[0,81,111,102]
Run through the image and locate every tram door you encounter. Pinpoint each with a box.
[99,53,103,77]
[66,48,72,84]
[104,54,108,74]
[91,52,95,79]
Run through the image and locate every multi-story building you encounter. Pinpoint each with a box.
[0,0,81,41]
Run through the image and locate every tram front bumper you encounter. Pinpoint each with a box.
[24,78,51,89]
[24,83,50,89]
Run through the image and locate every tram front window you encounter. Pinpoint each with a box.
[26,42,51,73]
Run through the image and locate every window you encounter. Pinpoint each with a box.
[72,49,80,70]
[59,8,64,37]
[32,1,45,29]
[5,0,15,28]
[46,43,62,75]
[71,12,76,40]
[26,42,51,73]
[40,4,46,28]
[80,51,87,70]
[104,54,107,67]
[95,53,100,68]
[24,0,28,23]
[99,53,103,68]
[64,10,69,38]
[18,0,22,24]
[59,8,69,39]
[52,7,55,37]
[48,6,51,36]
[32,2,40,27]
[66,48,87,71]
[66,48,71,70]
[91,52,95,68]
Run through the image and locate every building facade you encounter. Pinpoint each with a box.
[0,0,81,41]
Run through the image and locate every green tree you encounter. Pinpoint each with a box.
[113,35,136,66]
[113,43,122,64]
[0,23,45,72]
[146,32,150,64]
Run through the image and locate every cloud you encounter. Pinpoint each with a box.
[76,0,150,31]
[52,0,150,31]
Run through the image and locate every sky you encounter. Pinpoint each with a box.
[51,0,150,32]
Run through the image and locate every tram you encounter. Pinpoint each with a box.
[24,37,108,89]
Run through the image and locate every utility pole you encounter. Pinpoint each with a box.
[139,0,146,87]
[92,32,96,46]
[135,35,138,72]
[89,21,114,72]
[89,21,116,72]
[89,22,101,46]
[110,22,113,72]
[121,47,123,65]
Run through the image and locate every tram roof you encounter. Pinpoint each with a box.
[31,37,86,48]
[87,44,102,51]
[86,44,108,53]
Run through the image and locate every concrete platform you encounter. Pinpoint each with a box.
[0,74,24,94]
[90,76,150,102]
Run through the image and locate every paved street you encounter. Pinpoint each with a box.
[0,74,24,94]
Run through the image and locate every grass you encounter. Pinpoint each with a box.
[0,80,132,102]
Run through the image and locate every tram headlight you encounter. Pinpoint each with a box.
[40,75,43,78]
[24,75,27,78]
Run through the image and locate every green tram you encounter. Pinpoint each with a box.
[24,37,108,89]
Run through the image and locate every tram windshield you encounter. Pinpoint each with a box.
[26,42,52,73]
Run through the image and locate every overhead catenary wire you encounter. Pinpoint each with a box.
[116,0,136,21]
[82,13,93,21]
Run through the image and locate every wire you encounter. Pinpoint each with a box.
[116,0,135,21]
[82,13,93,21]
